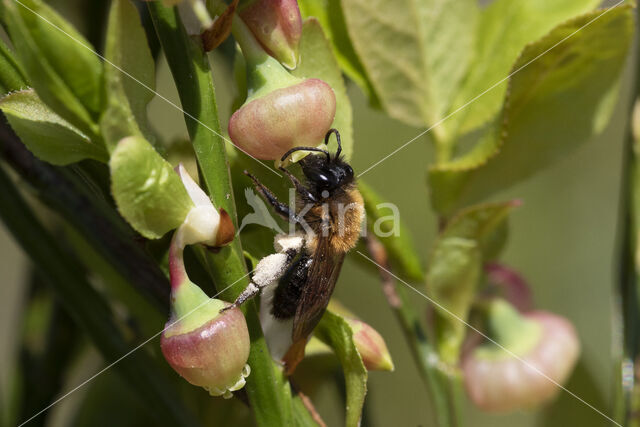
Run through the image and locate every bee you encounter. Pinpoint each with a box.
[226,129,364,373]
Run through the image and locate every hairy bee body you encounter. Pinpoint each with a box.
[301,184,364,254]
[230,129,363,373]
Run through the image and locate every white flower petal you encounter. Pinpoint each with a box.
[175,163,221,247]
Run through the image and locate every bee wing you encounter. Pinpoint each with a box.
[283,237,345,373]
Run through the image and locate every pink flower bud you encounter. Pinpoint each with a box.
[462,300,580,412]
[161,233,250,397]
[228,78,336,161]
[161,303,251,397]
[239,0,302,69]
[348,319,394,372]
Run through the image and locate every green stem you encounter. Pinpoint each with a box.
[231,14,300,100]
[395,285,462,427]
[231,14,270,65]
[147,4,294,426]
[0,164,199,427]
[615,5,640,425]
[365,235,458,427]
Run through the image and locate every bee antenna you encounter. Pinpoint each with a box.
[324,128,342,158]
[281,146,331,163]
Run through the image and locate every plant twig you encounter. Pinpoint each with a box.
[365,234,461,427]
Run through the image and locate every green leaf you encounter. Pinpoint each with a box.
[291,18,354,160]
[1,0,103,137]
[0,39,28,94]
[427,201,516,363]
[101,0,156,150]
[446,0,600,136]
[358,180,424,282]
[298,0,380,107]
[110,136,193,239]
[0,89,108,165]
[341,0,477,129]
[429,6,633,214]
[315,310,367,427]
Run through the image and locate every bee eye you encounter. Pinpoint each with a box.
[316,173,331,186]
[345,165,353,177]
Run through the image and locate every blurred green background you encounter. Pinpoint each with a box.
[0,0,631,426]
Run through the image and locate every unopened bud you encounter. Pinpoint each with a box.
[462,300,580,412]
[348,318,394,372]
[327,301,394,372]
[238,0,302,69]
[229,78,336,161]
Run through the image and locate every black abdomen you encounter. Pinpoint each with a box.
[272,253,312,319]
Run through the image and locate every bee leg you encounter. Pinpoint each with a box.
[244,170,293,221]
[221,248,301,312]
[278,167,317,203]
[222,282,261,312]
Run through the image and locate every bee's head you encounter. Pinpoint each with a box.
[299,154,354,195]
[280,129,354,199]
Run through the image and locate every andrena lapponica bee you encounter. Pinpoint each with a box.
[226,129,363,373]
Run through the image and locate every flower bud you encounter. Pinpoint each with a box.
[161,300,251,398]
[228,15,336,161]
[462,300,580,412]
[327,301,394,372]
[238,0,302,69]
[161,233,250,397]
[229,78,336,161]
[348,319,394,372]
